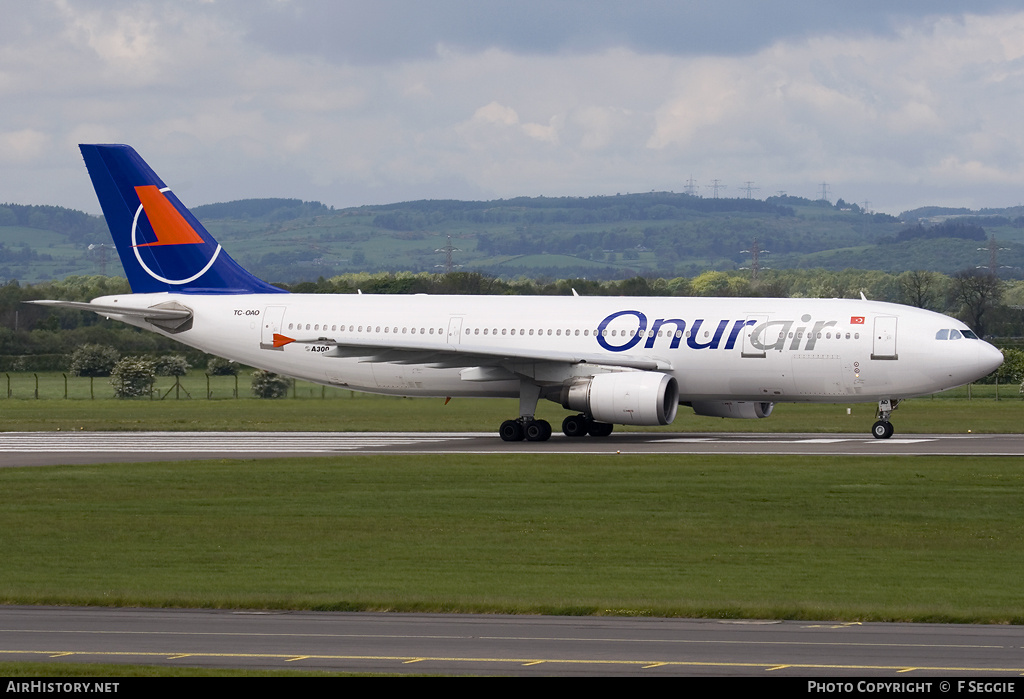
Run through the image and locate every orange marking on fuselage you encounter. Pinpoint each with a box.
[133,185,205,247]
[273,333,295,348]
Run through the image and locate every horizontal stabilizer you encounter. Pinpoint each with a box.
[27,299,194,333]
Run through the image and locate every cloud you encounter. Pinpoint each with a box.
[4,2,1024,214]
[0,129,49,163]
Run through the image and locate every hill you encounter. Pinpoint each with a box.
[1,194,1023,284]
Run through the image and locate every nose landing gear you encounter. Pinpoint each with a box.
[871,398,900,439]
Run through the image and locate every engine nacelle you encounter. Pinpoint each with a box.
[560,372,679,426]
[689,401,775,419]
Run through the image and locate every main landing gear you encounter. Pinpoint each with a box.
[871,398,900,439]
[561,414,613,438]
[497,414,614,441]
[499,418,552,442]
[497,380,613,442]
[498,381,552,442]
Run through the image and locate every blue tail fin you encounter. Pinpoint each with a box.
[80,144,286,294]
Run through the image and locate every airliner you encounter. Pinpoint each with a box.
[31,145,1004,441]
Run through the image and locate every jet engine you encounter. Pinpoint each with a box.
[689,401,775,419]
[560,372,679,426]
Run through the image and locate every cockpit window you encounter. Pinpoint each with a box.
[936,328,979,340]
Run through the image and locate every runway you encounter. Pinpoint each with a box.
[1,606,1024,677]
[0,431,1022,467]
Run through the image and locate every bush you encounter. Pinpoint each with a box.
[206,357,238,376]
[996,348,1024,386]
[251,370,291,399]
[69,344,119,377]
[155,354,191,377]
[110,356,156,398]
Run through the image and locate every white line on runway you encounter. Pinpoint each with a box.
[0,432,472,453]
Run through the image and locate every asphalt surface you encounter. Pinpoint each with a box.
[1,431,1023,467]
[3,606,1024,677]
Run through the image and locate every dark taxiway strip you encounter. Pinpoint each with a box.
[1,606,1023,676]
[0,431,1021,467]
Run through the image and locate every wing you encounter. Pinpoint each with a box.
[273,333,673,375]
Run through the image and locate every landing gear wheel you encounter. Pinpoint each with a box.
[871,420,894,439]
[588,421,614,437]
[525,419,552,442]
[499,419,525,442]
[562,414,590,438]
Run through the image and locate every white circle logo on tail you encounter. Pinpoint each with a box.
[131,186,222,285]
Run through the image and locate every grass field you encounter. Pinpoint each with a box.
[0,371,1021,434]
[1,454,1023,623]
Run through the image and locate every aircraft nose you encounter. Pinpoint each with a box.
[979,341,1004,377]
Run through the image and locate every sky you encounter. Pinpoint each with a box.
[4,0,1024,216]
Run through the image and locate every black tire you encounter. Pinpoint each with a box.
[562,414,590,437]
[500,419,524,442]
[871,420,893,439]
[588,421,614,437]
[525,419,552,442]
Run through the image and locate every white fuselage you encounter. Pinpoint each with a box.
[94,292,1004,407]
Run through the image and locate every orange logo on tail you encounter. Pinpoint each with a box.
[133,185,205,247]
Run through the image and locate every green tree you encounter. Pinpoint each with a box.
[206,357,238,376]
[898,270,943,310]
[155,355,190,377]
[952,270,1003,338]
[251,370,291,399]
[69,344,119,377]
[996,348,1024,386]
[110,356,156,398]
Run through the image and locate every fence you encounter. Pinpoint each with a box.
[2,372,361,400]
